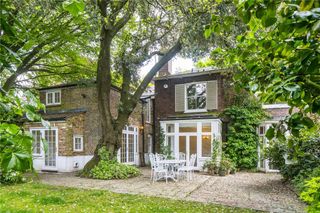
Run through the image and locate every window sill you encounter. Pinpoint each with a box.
[46,103,61,107]
[184,109,207,113]
[73,150,84,152]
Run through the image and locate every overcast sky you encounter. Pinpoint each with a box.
[138,56,195,78]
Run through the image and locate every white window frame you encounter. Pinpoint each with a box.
[147,134,152,153]
[146,99,151,123]
[46,89,61,106]
[120,125,139,164]
[184,82,207,113]
[73,135,83,152]
[160,119,222,169]
[30,129,42,156]
[29,127,59,170]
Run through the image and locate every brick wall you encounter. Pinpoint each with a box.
[36,84,143,156]
[153,72,233,151]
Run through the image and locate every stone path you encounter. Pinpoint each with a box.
[38,168,306,212]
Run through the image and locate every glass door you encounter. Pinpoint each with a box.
[120,126,138,164]
[179,135,197,166]
[44,129,57,168]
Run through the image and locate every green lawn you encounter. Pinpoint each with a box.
[0,183,259,213]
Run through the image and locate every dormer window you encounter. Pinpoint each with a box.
[185,83,207,112]
[46,90,61,106]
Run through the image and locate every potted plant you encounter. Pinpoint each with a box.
[218,165,228,176]
[230,165,237,174]
[203,160,216,175]
[219,157,233,176]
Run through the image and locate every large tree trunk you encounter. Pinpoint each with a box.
[82,24,126,175]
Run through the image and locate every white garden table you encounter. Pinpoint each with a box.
[158,159,186,182]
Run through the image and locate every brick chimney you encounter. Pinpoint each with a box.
[158,59,172,77]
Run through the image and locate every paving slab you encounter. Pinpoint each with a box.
[38,168,306,212]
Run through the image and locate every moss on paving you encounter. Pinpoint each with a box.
[0,183,260,212]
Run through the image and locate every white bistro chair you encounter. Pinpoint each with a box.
[178,154,197,181]
[149,153,168,183]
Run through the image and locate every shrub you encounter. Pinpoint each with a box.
[223,94,267,169]
[300,177,320,213]
[203,160,217,175]
[89,148,140,180]
[264,139,287,172]
[267,125,320,181]
[203,139,223,175]
[266,124,320,212]
[159,127,172,158]
[0,170,25,185]
[219,156,233,172]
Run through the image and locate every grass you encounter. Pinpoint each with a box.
[0,182,259,213]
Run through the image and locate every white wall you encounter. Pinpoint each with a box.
[33,155,93,172]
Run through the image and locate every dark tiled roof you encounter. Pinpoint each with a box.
[40,108,86,121]
[160,113,220,121]
[154,68,231,81]
[37,79,121,92]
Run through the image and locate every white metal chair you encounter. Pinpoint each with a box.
[178,152,186,167]
[178,154,197,181]
[155,153,167,161]
[149,153,168,183]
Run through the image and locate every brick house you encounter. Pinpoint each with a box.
[26,62,290,172]
[153,67,232,169]
[25,81,153,172]
[153,65,290,171]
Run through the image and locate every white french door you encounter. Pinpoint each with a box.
[258,123,279,172]
[179,135,197,165]
[30,128,58,170]
[120,126,138,164]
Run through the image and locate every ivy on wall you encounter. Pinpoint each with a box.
[223,93,267,169]
[159,127,172,158]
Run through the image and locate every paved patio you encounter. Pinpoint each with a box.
[38,168,305,212]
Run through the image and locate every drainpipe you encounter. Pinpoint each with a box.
[152,98,156,153]
[141,101,145,166]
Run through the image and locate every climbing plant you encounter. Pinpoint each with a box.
[159,128,172,158]
[223,93,267,169]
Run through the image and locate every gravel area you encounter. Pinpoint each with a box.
[38,168,306,212]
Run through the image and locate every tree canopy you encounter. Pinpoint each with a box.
[0,0,97,90]
[203,0,320,138]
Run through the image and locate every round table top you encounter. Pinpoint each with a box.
[159,159,186,164]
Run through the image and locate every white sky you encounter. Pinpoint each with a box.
[138,56,195,78]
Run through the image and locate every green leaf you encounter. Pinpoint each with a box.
[41,119,51,128]
[63,0,85,16]
[300,0,314,11]
[312,20,320,32]
[302,117,314,128]
[284,84,300,92]
[204,28,212,39]
[266,127,275,140]
[262,17,277,27]
[256,5,266,19]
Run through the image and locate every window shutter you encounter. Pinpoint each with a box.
[207,80,218,110]
[175,84,185,112]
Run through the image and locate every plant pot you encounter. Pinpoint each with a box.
[214,167,219,174]
[219,169,227,176]
[208,169,215,175]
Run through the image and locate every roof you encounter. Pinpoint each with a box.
[160,113,220,121]
[154,68,230,81]
[40,108,87,121]
[37,79,121,92]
